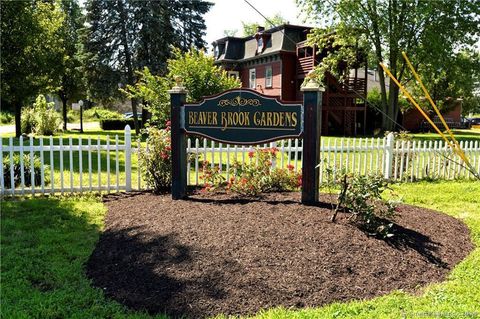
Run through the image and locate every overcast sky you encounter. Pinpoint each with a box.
[204,0,312,50]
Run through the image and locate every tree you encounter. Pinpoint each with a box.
[1,1,64,137]
[57,0,85,130]
[223,29,238,37]
[124,48,240,126]
[174,0,213,51]
[297,0,480,130]
[82,0,213,134]
[242,13,287,36]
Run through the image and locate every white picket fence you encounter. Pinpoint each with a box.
[185,133,480,184]
[1,126,479,196]
[0,126,141,196]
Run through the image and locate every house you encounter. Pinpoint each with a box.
[212,24,368,135]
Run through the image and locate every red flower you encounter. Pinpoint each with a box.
[160,152,168,159]
[287,164,294,171]
[248,151,255,158]
[166,120,171,127]
[165,145,171,151]
[297,175,302,187]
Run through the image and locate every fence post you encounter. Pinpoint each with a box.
[384,132,395,179]
[124,125,132,191]
[169,78,188,200]
[300,80,324,204]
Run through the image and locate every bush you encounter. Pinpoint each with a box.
[83,107,123,121]
[139,125,172,193]
[123,48,240,127]
[67,110,79,123]
[331,172,398,238]
[3,153,49,188]
[21,95,62,135]
[99,119,142,130]
[0,111,14,124]
[202,147,302,196]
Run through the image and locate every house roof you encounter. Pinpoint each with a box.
[212,24,312,63]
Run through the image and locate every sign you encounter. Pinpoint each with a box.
[182,89,303,145]
[72,103,80,111]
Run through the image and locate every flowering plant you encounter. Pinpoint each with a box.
[202,147,302,196]
[200,160,225,192]
[139,122,172,193]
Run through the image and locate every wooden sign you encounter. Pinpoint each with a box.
[170,83,323,204]
[182,89,303,145]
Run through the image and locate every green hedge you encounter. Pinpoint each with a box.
[99,119,143,130]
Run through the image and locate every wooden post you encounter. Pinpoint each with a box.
[169,79,188,200]
[301,81,324,204]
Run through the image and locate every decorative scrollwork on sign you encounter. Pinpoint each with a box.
[218,96,261,107]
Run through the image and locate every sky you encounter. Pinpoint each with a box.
[204,0,311,50]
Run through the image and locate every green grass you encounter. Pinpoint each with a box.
[1,181,479,318]
[410,129,480,142]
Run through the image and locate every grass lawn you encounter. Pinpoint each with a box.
[1,180,479,318]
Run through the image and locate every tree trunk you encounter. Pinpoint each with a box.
[117,0,139,134]
[14,100,22,137]
[377,63,389,130]
[61,95,68,131]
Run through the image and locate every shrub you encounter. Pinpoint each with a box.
[21,106,37,134]
[21,95,62,135]
[123,48,240,127]
[67,110,79,122]
[2,153,49,188]
[83,107,123,121]
[0,111,14,124]
[139,125,172,193]
[331,173,398,238]
[202,147,302,196]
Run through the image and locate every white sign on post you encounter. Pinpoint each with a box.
[72,103,80,111]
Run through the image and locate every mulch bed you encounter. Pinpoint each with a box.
[86,191,473,318]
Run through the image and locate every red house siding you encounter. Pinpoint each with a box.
[442,103,462,123]
[280,53,297,102]
[402,102,462,131]
[238,61,282,98]
[402,108,424,131]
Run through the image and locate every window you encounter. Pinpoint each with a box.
[257,37,264,54]
[265,66,272,88]
[227,71,239,79]
[249,68,256,89]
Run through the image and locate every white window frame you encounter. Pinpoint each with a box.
[265,66,273,88]
[249,68,256,89]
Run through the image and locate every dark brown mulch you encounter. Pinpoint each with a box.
[86,191,473,318]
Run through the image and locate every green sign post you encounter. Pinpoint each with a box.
[169,82,323,204]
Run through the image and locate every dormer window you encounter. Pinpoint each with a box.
[257,37,264,52]
[255,26,267,55]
